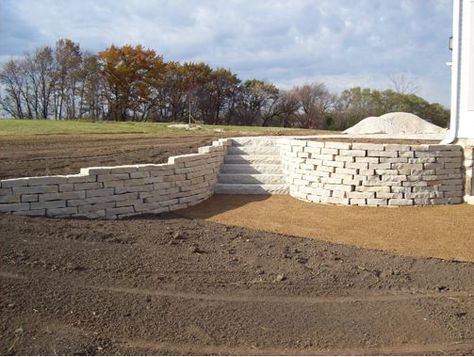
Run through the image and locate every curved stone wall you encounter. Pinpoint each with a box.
[279,138,465,206]
[0,135,469,219]
[0,139,229,219]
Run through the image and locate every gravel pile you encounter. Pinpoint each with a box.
[343,112,446,135]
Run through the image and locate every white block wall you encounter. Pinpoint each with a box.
[279,138,465,207]
[0,136,470,218]
[0,139,230,219]
[464,146,474,198]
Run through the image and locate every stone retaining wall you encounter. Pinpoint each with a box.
[0,136,470,218]
[0,139,230,219]
[464,146,474,199]
[279,138,465,206]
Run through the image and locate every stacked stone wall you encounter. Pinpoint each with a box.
[0,136,470,217]
[0,139,229,219]
[464,146,474,197]
[279,138,465,206]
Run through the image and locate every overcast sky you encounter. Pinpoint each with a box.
[0,0,453,105]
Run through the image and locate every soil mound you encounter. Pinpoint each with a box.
[343,112,445,135]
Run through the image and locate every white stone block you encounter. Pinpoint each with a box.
[368,150,398,158]
[388,199,414,206]
[306,141,324,148]
[13,185,58,195]
[39,191,86,201]
[47,207,78,217]
[366,198,388,206]
[27,176,68,186]
[304,146,322,154]
[348,191,375,199]
[345,162,368,170]
[1,178,29,188]
[0,202,29,212]
[324,141,351,150]
[59,184,75,192]
[352,143,384,151]
[324,184,354,192]
[323,160,344,168]
[67,175,97,184]
[350,198,367,205]
[321,148,338,155]
[0,195,21,204]
[340,149,366,157]
[97,173,130,182]
[31,200,66,210]
[356,157,379,163]
[334,155,355,163]
[74,182,103,190]
[86,188,114,198]
[78,202,115,213]
[376,192,404,199]
[21,194,38,202]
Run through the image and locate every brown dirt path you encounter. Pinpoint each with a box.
[179,194,474,262]
[1,213,474,355]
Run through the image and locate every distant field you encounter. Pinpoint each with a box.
[0,119,331,137]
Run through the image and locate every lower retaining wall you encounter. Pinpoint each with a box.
[279,138,465,206]
[0,139,230,219]
[0,135,471,218]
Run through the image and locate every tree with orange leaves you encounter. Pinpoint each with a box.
[99,44,165,121]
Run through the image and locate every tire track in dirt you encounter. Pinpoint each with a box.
[5,270,473,305]
[120,338,474,355]
[0,271,27,280]
[87,284,474,305]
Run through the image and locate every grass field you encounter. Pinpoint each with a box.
[0,119,329,137]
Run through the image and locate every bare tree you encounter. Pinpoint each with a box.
[290,83,334,128]
[54,39,82,119]
[388,73,420,94]
[0,60,27,118]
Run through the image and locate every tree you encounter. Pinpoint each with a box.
[78,53,104,119]
[54,39,82,119]
[233,79,279,126]
[0,60,27,118]
[99,44,165,120]
[195,67,240,124]
[388,73,420,95]
[290,83,335,129]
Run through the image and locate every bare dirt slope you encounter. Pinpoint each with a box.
[1,213,474,355]
[0,134,217,179]
[180,195,474,262]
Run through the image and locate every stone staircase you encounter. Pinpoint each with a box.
[215,137,289,194]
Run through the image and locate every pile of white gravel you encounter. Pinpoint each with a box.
[343,112,446,135]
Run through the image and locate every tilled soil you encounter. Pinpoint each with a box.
[1,213,474,355]
[0,134,218,179]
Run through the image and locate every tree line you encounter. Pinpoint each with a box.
[0,39,450,129]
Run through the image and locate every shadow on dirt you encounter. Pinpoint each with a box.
[174,194,272,220]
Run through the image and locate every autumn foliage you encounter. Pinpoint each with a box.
[0,39,450,129]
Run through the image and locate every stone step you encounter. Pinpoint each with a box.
[218,173,286,184]
[227,146,281,155]
[214,183,289,195]
[224,155,282,165]
[219,164,283,174]
[229,137,280,147]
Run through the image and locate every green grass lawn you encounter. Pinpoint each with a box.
[0,119,332,137]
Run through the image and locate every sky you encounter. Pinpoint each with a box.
[0,0,453,106]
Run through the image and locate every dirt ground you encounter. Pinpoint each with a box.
[1,213,474,355]
[180,195,474,262]
[0,134,219,179]
[2,133,474,355]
